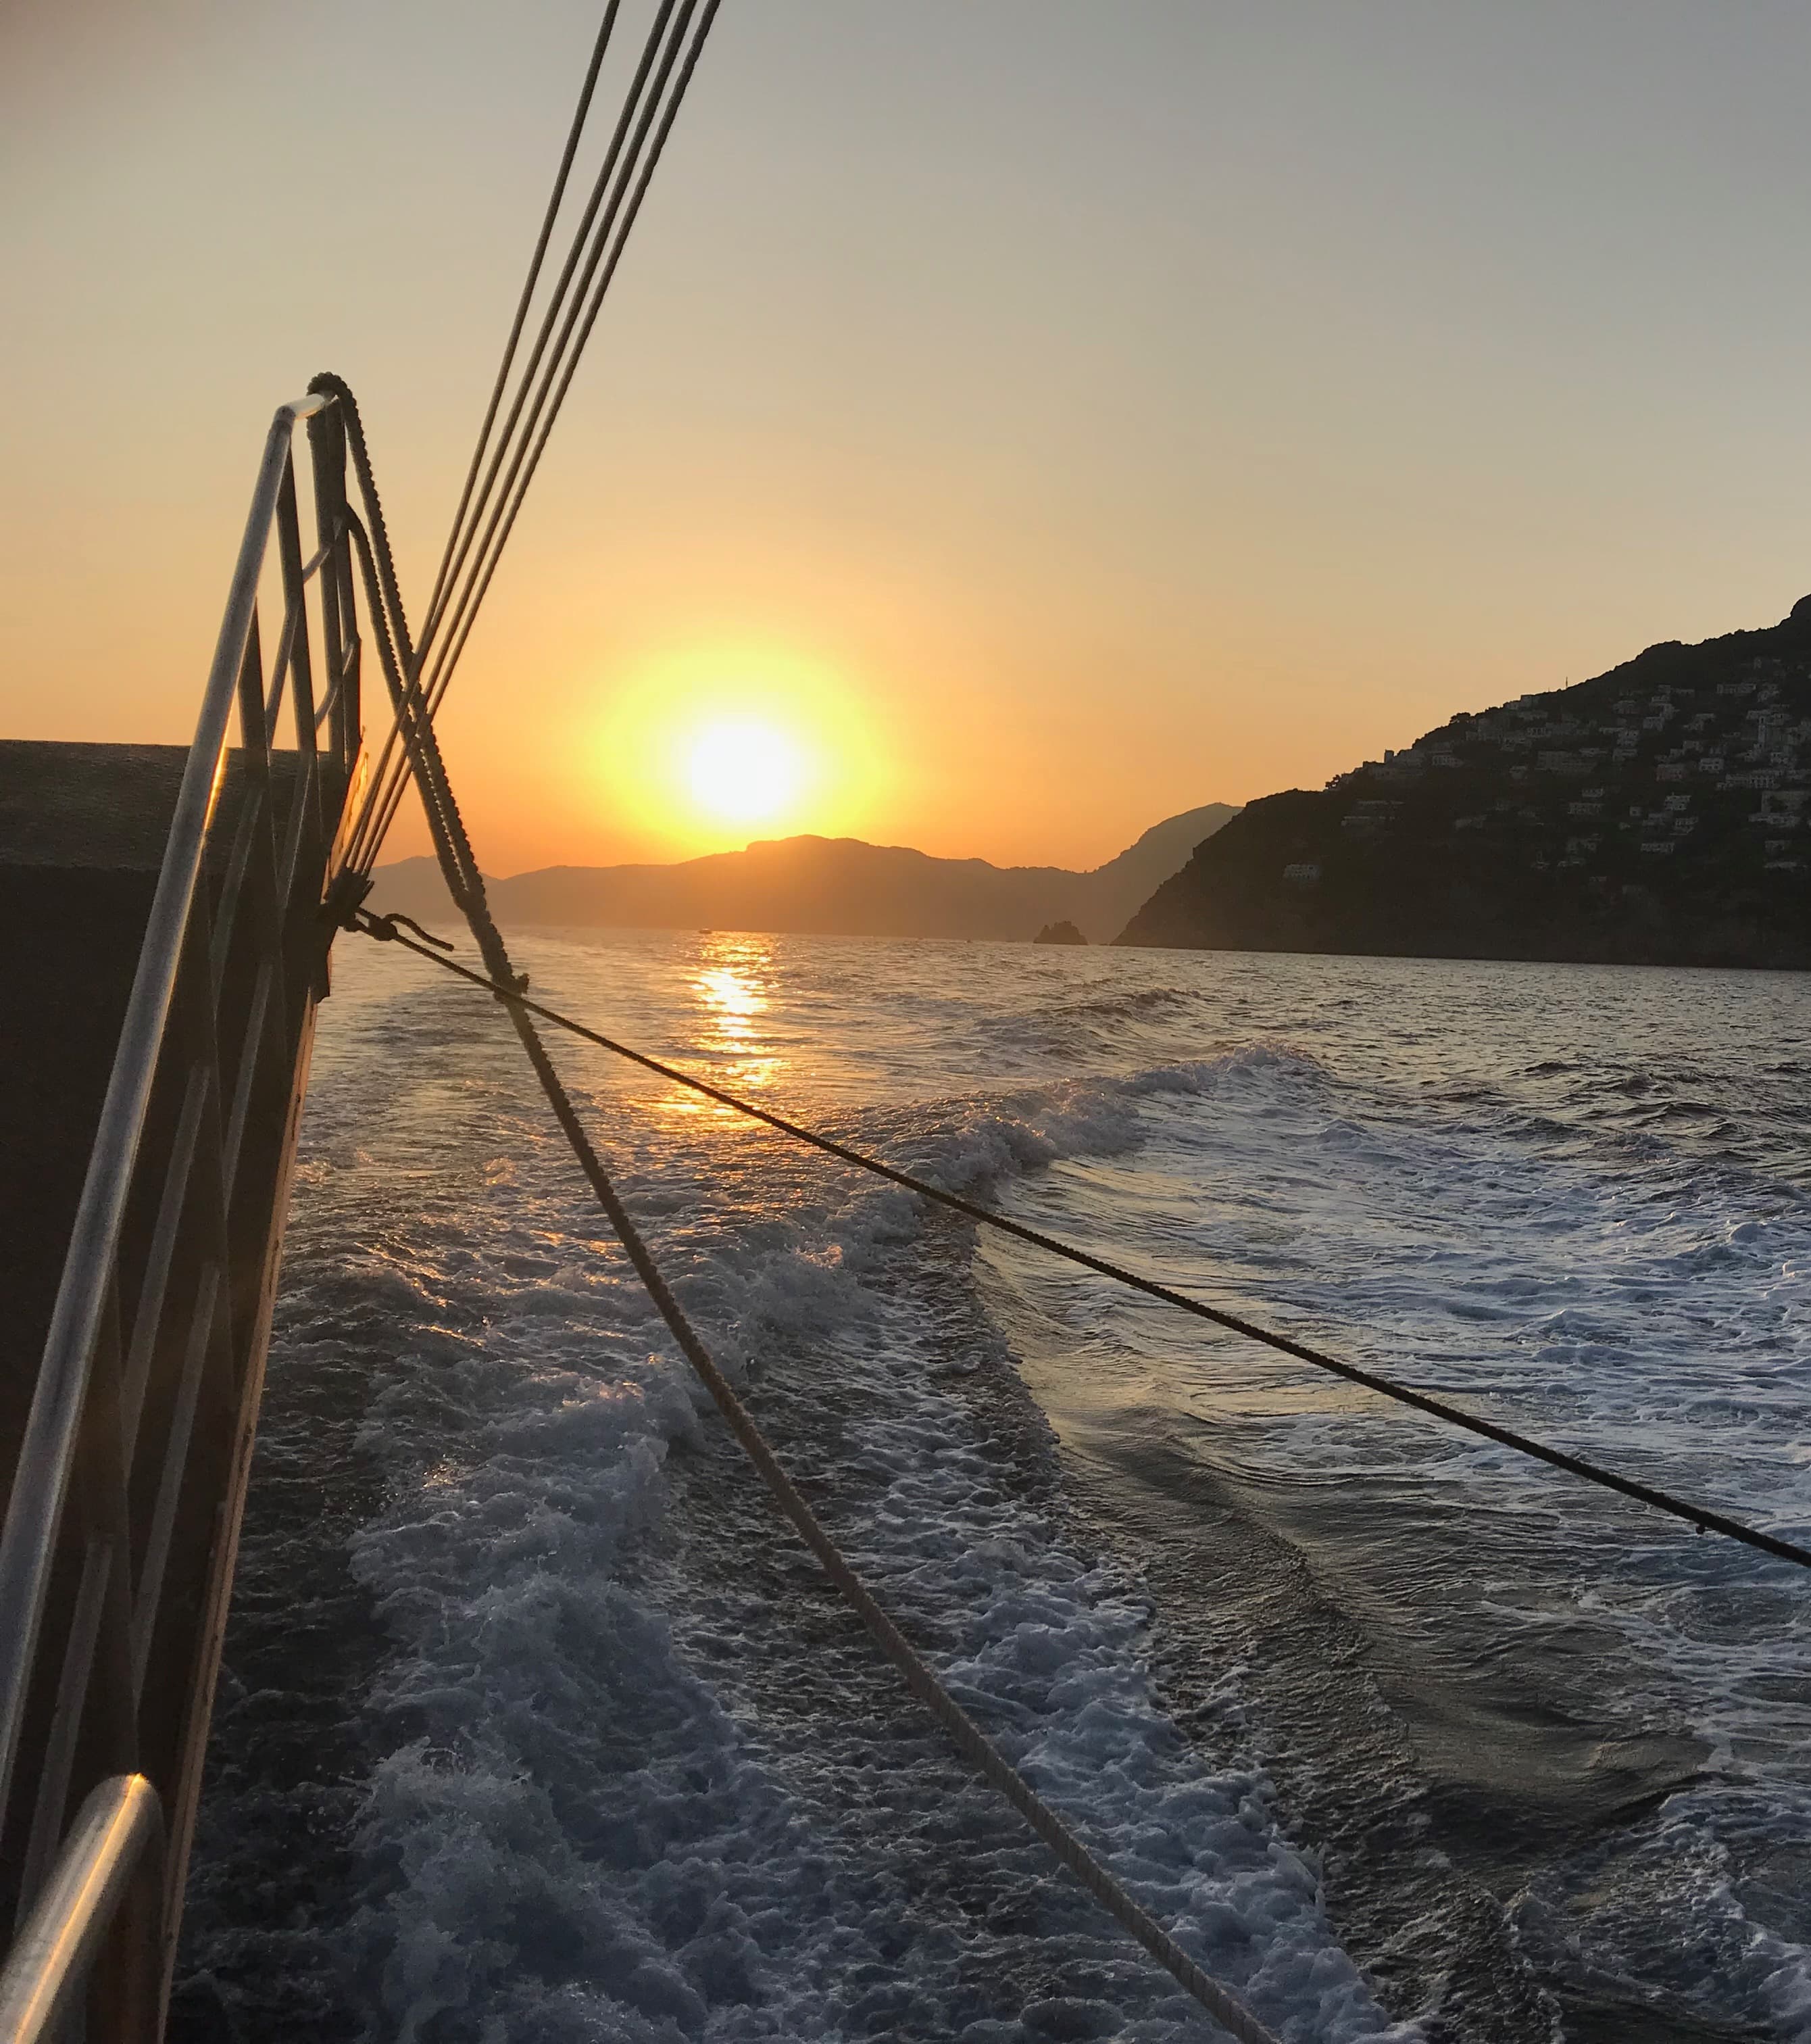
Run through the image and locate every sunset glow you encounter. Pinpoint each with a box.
[18,5,1811,885]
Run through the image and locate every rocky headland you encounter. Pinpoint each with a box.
[1120,599,1811,969]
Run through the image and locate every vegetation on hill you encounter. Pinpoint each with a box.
[1121,600,1811,967]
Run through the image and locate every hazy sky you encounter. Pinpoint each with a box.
[7,2,1811,873]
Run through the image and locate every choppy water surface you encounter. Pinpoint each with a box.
[177,936,1811,2043]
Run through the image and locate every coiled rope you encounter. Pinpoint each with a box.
[321,380,1284,2044]
[351,914,1811,1580]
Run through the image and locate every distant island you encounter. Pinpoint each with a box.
[1122,598,1811,968]
[370,803,1236,944]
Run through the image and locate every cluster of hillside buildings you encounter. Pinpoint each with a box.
[1327,658,1811,879]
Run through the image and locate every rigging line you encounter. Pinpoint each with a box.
[420,0,625,644]
[325,393,1283,2044]
[466,996,1283,2044]
[350,913,1811,1578]
[418,0,721,720]
[409,955,1285,2044]
[349,0,684,877]
[418,0,708,708]
[347,0,684,880]
[351,0,710,877]
[353,0,722,875]
[318,379,437,878]
[320,394,493,927]
[341,510,457,868]
[414,0,683,665]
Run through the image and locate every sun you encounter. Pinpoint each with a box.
[590,639,889,854]
[685,718,807,825]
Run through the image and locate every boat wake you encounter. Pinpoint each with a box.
[178,935,1811,2043]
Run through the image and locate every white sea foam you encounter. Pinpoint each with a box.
[330,1019,1412,2041]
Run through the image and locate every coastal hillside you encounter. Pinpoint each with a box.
[1120,600,1811,968]
[370,802,1236,944]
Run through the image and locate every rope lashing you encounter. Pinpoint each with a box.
[350,909,1811,1580]
[318,381,1283,2040]
[360,910,453,951]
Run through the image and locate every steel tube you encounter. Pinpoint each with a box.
[0,397,326,1825]
[0,1775,164,2044]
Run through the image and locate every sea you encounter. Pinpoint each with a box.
[172,931,1811,2044]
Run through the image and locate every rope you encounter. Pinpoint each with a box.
[349,0,689,874]
[414,0,687,671]
[351,914,1811,1579]
[320,383,1283,2043]
[418,0,720,714]
[420,0,626,646]
[430,969,1284,2044]
[347,0,724,879]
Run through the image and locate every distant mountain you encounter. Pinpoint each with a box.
[369,802,1237,944]
[1120,600,1811,969]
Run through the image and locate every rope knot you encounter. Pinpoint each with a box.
[353,906,455,951]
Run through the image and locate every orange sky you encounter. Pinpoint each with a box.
[7,2,1811,874]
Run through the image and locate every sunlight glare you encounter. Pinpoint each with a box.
[686,719,805,825]
[590,639,893,858]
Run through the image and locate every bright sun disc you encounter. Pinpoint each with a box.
[686,719,805,825]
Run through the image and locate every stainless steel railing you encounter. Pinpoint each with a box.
[0,1778,164,2044]
[0,391,372,2038]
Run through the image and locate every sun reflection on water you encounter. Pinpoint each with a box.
[696,963,764,1029]
[666,937,784,1112]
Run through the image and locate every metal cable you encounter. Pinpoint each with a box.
[318,377,1284,2043]
[411,0,702,716]
[441,956,1281,2044]
[351,917,1811,1579]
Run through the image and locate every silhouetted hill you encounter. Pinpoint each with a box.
[1121,600,1811,967]
[370,802,1236,944]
